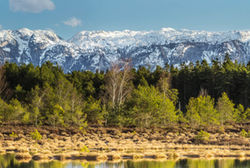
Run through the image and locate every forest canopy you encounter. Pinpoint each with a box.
[0,56,249,128]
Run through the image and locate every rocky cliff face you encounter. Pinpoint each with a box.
[1,28,250,72]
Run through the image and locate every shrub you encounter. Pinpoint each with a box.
[132,130,137,135]
[80,145,90,153]
[9,131,18,138]
[79,119,88,135]
[240,129,250,138]
[218,126,225,134]
[195,130,210,143]
[30,129,42,142]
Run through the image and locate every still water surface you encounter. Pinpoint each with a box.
[0,154,249,168]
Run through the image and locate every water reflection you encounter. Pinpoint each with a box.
[0,154,249,168]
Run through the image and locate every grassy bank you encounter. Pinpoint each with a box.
[0,124,249,162]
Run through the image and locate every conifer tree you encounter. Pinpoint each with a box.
[126,85,177,128]
[216,92,236,125]
[186,95,218,127]
[235,104,246,123]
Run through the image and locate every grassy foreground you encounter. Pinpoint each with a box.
[0,124,249,162]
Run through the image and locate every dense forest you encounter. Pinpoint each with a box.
[0,54,249,129]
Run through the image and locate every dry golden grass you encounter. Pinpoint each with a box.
[150,153,166,159]
[16,147,29,153]
[122,153,144,160]
[53,153,72,160]
[0,149,5,154]
[5,146,16,152]
[238,153,245,158]
[15,152,32,160]
[132,153,144,159]
[0,125,249,162]
[15,158,31,163]
[203,152,214,158]
[85,153,108,161]
[107,153,121,160]
[167,152,180,159]
[32,154,51,161]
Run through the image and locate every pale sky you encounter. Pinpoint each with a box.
[1,0,250,39]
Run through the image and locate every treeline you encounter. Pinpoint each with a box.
[0,55,249,128]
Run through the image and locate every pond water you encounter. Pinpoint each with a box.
[0,154,249,168]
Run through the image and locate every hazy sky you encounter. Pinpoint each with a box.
[1,0,250,39]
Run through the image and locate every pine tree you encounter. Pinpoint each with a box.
[235,104,246,123]
[126,85,177,128]
[49,104,65,127]
[186,95,218,127]
[216,92,236,125]
[84,96,104,125]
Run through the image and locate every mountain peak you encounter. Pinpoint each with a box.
[161,27,176,32]
[17,28,33,34]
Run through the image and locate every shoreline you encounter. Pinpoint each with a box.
[0,125,249,162]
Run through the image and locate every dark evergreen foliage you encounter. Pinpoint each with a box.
[0,57,249,128]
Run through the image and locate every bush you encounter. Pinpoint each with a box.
[195,130,210,143]
[30,129,42,141]
[217,126,225,134]
[132,130,137,135]
[9,131,18,138]
[79,119,88,135]
[80,145,90,153]
[240,129,250,138]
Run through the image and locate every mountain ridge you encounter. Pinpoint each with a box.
[0,28,250,72]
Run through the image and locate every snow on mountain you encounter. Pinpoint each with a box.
[0,28,250,72]
[69,28,250,48]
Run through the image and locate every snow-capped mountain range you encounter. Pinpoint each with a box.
[0,28,250,72]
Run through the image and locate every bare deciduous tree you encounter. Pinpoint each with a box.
[105,59,133,109]
[157,73,171,98]
[199,88,208,97]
